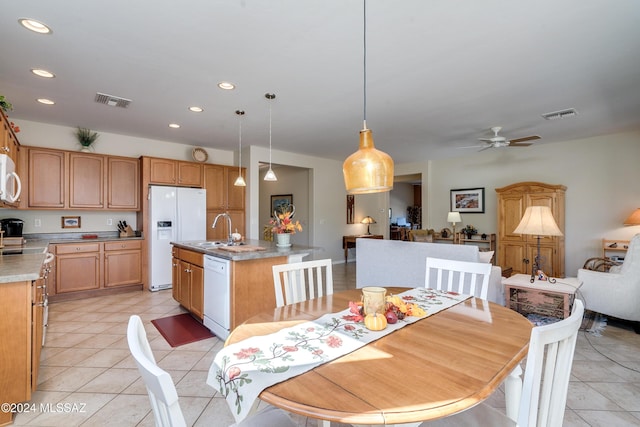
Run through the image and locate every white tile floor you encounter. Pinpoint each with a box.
[12,263,640,426]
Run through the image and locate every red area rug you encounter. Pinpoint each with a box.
[151,313,214,347]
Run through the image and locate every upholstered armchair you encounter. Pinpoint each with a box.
[577,233,640,329]
[408,229,435,242]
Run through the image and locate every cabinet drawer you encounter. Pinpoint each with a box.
[54,243,101,254]
[105,240,142,251]
[177,248,203,266]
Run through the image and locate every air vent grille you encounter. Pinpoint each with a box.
[95,92,132,108]
[541,108,578,121]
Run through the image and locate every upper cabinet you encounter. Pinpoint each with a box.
[204,164,246,239]
[147,157,202,187]
[25,147,140,210]
[0,108,20,166]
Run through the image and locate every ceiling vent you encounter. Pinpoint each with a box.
[95,92,131,108]
[541,108,578,121]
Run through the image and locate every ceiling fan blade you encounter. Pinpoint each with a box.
[509,135,541,144]
[478,138,493,142]
[457,145,486,149]
[508,143,533,147]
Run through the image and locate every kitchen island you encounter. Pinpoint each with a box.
[171,239,316,339]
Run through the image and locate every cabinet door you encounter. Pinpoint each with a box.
[56,253,101,293]
[108,157,140,210]
[69,153,104,208]
[178,161,202,187]
[28,148,65,208]
[149,158,177,184]
[172,256,180,301]
[500,241,528,276]
[226,166,245,210]
[178,259,192,309]
[526,244,558,277]
[204,164,225,209]
[104,250,142,287]
[498,193,525,242]
[190,264,204,320]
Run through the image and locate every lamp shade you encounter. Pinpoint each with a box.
[447,211,462,224]
[513,206,563,236]
[624,208,640,225]
[361,216,376,225]
[343,129,394,194]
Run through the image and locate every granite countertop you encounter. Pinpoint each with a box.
[172,239,317,261]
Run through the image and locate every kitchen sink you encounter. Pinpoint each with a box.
[192,241,246,248]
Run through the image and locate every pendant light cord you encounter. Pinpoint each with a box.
[269,100,273,166]
[238,113,242,174]
[363,0,367,130]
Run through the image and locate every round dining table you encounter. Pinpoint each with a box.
[225,287,533,425]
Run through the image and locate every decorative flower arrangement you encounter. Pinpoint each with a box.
[270,205,302,234]
[462,224,478,238]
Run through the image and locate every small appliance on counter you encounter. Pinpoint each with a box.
[0,218,25,252]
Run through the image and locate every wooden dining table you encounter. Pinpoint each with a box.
[225,287,533,426]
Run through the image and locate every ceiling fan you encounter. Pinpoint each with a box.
[460,126,541,151]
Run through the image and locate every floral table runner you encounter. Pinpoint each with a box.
[206,288,471,423]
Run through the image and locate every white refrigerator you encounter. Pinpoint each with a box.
[149,186,207,291]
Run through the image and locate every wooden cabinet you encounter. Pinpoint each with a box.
[27,147,65,208]
[50,239,143,301]
[147,157,202,187]
[104,240,142,287]
[69,153,104,208]
[496,182,566,278]
[108,156,140,210]
[26,147,140,210]
[0,273,46,425]
[54,243,101,293]
[172,248,204,319]
[0,107,20,166]
[204,164,246,240]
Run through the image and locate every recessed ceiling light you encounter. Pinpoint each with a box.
[218,82,235,90]
[168,123,180,129]
[31,69,55,78]
[37,98,55,105]
[188,106,203,112]
[18,18,52,34]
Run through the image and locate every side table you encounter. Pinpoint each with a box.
[503,274,581,320]
[342,234,383,263]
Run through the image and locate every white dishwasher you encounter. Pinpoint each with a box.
[203,255,231,339]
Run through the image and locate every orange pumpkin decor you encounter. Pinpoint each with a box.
[364,313,387,331]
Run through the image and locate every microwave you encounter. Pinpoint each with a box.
[0,154,22,203]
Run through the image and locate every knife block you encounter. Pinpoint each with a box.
[120,225,135,238]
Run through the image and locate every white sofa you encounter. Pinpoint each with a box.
[356,239,505,305]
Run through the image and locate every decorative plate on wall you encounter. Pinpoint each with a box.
[192,147,208,162]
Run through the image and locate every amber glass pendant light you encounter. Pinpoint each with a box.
[343,0,394,194]
[233,110,247,187]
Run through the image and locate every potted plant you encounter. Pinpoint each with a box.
[269,205,302,247]
[0,95,13,113]
[462,224,478,240]
[75,127,99,152]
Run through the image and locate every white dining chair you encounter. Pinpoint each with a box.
[425,257,492,299]
[127,315,296,427]
[420,299,585,427]
[272,259,334,307]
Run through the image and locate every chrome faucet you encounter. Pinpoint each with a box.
[212,213,233,245]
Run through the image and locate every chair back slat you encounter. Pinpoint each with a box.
[425,257,492,299]
[273,259,333,307]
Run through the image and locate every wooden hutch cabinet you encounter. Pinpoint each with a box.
[496,182,566,278]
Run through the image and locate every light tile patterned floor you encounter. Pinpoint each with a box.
[12,263,640,426]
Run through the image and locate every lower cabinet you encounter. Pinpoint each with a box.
[172,248,204,319]
[51,239,143,301]
[0,277,44,426]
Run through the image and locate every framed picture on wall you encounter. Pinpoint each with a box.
[450,188,485,213]
[61,216,81,228]
[346,194,355,224]
[271,194,293,215]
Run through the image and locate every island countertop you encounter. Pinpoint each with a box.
[171,239,317,261]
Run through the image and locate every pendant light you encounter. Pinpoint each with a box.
[233,110,247,187]
[263,93,278,181]
[343,0,394,194]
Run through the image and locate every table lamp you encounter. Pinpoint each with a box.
[513,205,563,283]
[447,211,462,238]
[361,216,376,235]
[624,208,640,226]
